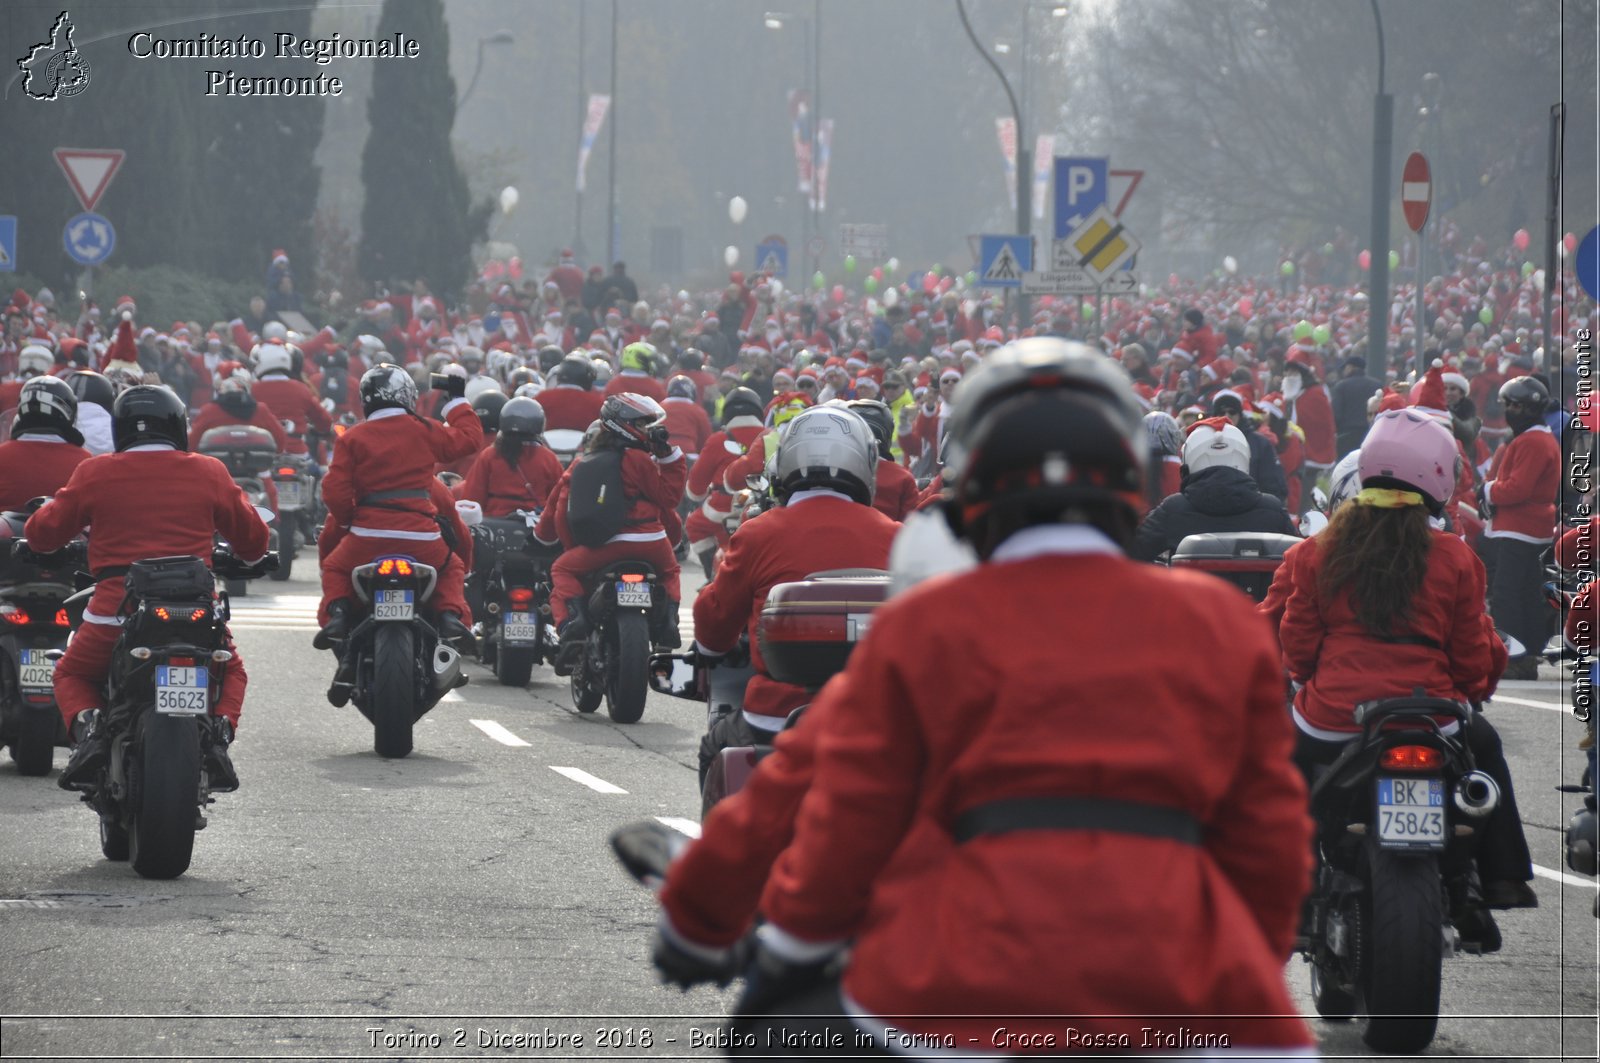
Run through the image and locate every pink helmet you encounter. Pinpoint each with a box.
[1358,409,1458,511]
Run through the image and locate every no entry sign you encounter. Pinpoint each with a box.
[1402,152,1431,234]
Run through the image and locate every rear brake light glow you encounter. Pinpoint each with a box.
[153,606,171,622]
[2,610,29,626]
[620,573,645,583]
[190,607,208,622]
[169,656,195,667]
[276,467,296,477]
[1380,745,1444,771]
[507,587,535,604]
[376,558,414,577]
[55,609,69,627]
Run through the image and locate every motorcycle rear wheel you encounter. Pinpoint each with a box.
[496,643,536,688]
[605,612,649,724]
[1360,846,1443,1053]
[268,535,293,581]
[1310,956,1357,1021]
[372,623,416,758]
[129,714,200,879]
[10,709,57,776]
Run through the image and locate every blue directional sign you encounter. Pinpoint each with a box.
[63,211,114,266]
[977,234,1032,288]
[755,235,789,279]
[1578,225,1600,301]
[0,216,15,273]
[1053,156,1108,239]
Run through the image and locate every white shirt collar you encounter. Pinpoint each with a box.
[14,432,69,444]
[367,407,407,421]
[990,524,1122,563]
[786,488,854,507]
[126,442,178,452]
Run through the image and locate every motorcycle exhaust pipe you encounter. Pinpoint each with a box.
[1453,771,1500,818]
[430,644,464,695]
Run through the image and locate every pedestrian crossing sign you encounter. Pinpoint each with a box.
[0,217,15,272]
[978,234,1032,289]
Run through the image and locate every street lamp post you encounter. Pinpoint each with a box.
[1366,0,1392,381]
[764,10,821,277]
[457,30,514,114]
[1414,71,1440,382]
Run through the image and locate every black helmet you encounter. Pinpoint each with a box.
[721,386,763,423]
[359,364,418,415]
[943,337,1147,556]
[679,348,705,372]
[65,370,116,414]
[1498,375,1550,415]
[471,389,509,433]
[556,352,598,389]
[599,392,667,448]
[498,397,547,439]
[667,374,698,401]
[844,398,895,458]
[537,344,565,374]
[12,377,84,445]
[112,384,189,452]
[507,366,539,392]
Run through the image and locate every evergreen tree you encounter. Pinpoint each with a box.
[358,0,487,302]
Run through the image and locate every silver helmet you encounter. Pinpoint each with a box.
[359,363,418,414]
[772,405,877,506]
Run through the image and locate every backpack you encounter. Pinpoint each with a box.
[565,448,631,547]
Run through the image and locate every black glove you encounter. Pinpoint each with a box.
[651,922,750,991]
[732,938,841,1017]
[648,425,673,459]
[432,372,467,399]
[1476,482,1495,519]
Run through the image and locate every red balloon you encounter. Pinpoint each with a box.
[831,284,846,303]
[1236,297,1253,317]
[870,266,884,281]
[508,256,523,281]
[483,260,505,281]
[1565,232,1579,253]
[938,276,954,294]
[1358,250,1372,270]
[922,273,939,294]
[1513,228,1531,252]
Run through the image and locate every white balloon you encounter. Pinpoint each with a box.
[886,257,900,273]
[499,186,519,215]
[1533,268,1546,291]
[769,278,784,298]
[728,196,748,224]
[865,297,879,314]
[1223,255,1238,274]
[882,286,900,308]
[724,245,739,267]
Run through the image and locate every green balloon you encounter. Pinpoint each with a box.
[930,263,943,277]
[1313,324,1332,346]
[844,255,857,273]
[1281,261,1295,276]
[864,276,878,293]
[964,270,977,285]
[812,271,826,289]
[1293,320,1313,341]
[1479,305,1494,325]
[1388,250,1400,270]
[1322,242,1335,255]
[1521,260,1535,277]
[1082,304,1096,320]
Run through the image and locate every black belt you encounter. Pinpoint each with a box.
[360,489,429,505]
[951,796,1203,846]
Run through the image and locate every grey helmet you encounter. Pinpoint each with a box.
[772,405,878,506]
[359,363,418,414]
[1143,410,1183,458]
[498,397,547,439]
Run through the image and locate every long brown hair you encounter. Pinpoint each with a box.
[1316,501,1434,637]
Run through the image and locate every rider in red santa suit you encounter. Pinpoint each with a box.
[696,339,1313,1056]
[313,364,482,701]
[0,378,91,511]
[683,387,766,581]
[23,385,270,793]
[251,342,333,456]
[536,354,606,431]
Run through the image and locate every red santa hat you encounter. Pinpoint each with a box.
[939,368,963,384]
[271,249,289,265]
[1408,362,1451,417]
[1258,393,1285,419]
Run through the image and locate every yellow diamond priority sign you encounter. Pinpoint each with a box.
[1053,204,1140,282]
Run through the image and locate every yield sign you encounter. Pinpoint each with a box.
[1401,152,1430,234]
[54,148,125,212]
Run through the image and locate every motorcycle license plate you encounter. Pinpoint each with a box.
[615,581,652,608]
[18,649,55,690]
[374,589,414,621]
[1376,776,1446,848]
[277,480,304,508]
[502,612,539,643]
[155,665,210,715]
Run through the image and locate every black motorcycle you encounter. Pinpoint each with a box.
[197,426,282,596]
[267,446,319,583]
[470,514,556,688]
[323,554,467,757]
[558,561,668,724]
[0,505,75,775]
[1298,694,1501,1053]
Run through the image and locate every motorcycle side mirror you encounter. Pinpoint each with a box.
[724,438,744,456]
[1312,486,1329,512]
[745,474,768,492]
[1497,630,1526,658]
[1299,511,1328,537]
[254,505,277,525]
[281,418,295,433]
[648,652,703,700]
[609,819,688,888]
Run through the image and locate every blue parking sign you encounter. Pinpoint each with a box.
[1578,226,1599,302]
[0,216,15,272]
[1053,157,1107,239]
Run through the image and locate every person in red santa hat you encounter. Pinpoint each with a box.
[547,249,585,303]
[0,377,91,510]
[902,367,961,477]
[683,387,766,580]
[1282,354,1335,514]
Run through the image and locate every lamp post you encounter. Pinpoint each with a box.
[608,0,618,263]
[1366,0,1392,381]
[457,30,514,113]
[764,8,821,277]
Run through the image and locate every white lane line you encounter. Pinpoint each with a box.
[656,816,702,838]
[1490,694,1569,712]
[441,689,464,702]
[471,719,530,747]
[549,766,627,794]
[1532,863,1600,890]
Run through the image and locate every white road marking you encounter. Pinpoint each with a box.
[441,689,464,702]
[471,719,529,747]
[655,817,701,838]
[549,766,627,793]
[227,593,320,631]
[1490,694,1568,712]
[1532,863,1600,890]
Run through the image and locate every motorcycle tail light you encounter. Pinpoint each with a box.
[2,609,29,626]
[55,609,69,627]
[620,573,645,583]
[377,558,414,577]
[508,587,535,605]
[169,656,195,667]
[1380,745,1444,771]
[276,467,296,477]
[153,606,171,622]
[189,607,208,622]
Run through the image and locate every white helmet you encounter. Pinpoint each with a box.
[262,320,289,343]
[464,375,503,402]
[1328,449,1363,514]
[484,348,517,385]
[214,364,254,397]
[252,342,293,377]
[1182,421,1251,474]
[513,381,544,400]
[356,334,386,358]
[18,344,54,378]
[772,406,878,506]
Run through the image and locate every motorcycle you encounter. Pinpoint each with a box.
[197,425,282,596]
[0,503,75,775]
[1167,531,1300,603]
[557,560,669,724]
[321,553,467,757]
[544,428,585,468]
[268,445,319,582]
[1297,693,1500,1053]
[470,511,557,687]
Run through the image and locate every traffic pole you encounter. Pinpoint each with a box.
[1543,103,1564,357]
[1366,0,1392,381]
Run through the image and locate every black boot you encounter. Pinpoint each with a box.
[326,650,356,707]
[201,717,239,793]
[58,709,108,791]
[1448,870,1503,954]
[437,611,476,656]
[313,599,353,650]
[653,599,682,649]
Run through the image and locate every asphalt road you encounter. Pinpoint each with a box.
[1,569,1595,1061]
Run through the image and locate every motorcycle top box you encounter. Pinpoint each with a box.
[196,426,279,478]
[1168,532,1300,602]
[758,569,890,690]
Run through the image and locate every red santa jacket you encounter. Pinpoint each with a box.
[25,448,269,577]
[686,418,764,516]
[253,376,333,454]
[871,459,918,521]
[1158,454,1183,500]
[1483,425,1560,542]
[692,492,897,725]
[1281,529,1504,737]
[188,398,291,453]
[0,381,22,413]
[321,401,483,541]
[1291,383,1336,466]
[604,372,666,404]
[533,443,687,548]
[456,442,563,518]
[536,385,604,433]
[0,437,92,511]
[1470,369,1507,430]
[661,396,712,458]
[757,530,1313,1050]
